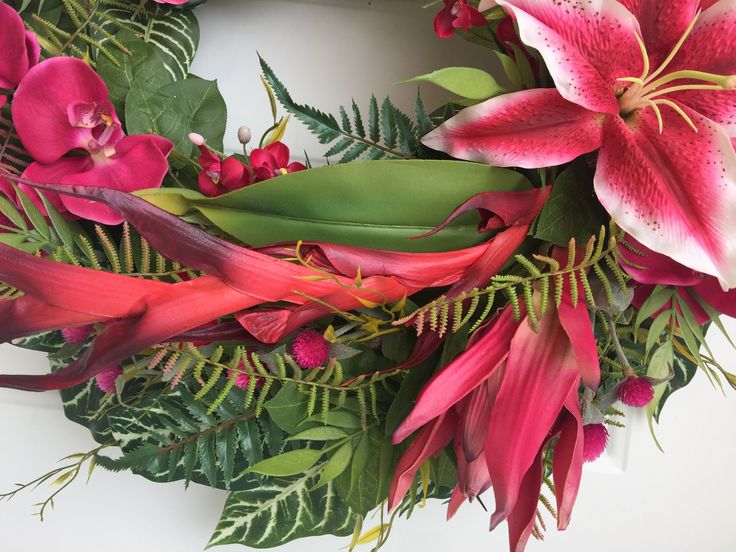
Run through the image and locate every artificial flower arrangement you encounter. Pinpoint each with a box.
[0,0,734,550]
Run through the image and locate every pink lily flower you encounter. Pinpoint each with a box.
[391,274,596,549]
[620,234,736,323]
[249,142,306,182]
[12,57,173,224]
[0,3,39,91]
[434,0,487,38]
[423,0,736,288]
[190,133,252,197]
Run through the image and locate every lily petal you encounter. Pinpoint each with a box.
[422,89,604,169]
[497,0,642,113]
[595,104,736,288]
[670,0,736,75]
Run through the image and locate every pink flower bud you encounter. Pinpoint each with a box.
[618,376,654,407]
[583,423,609,462]
[290,329,330,369]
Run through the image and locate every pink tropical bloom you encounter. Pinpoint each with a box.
[620,235,736,323]
[12,57,173,224]
[582,423,609,463]
[290,329,330,369]
[190,133,252,197]
[249,142,306,182]
[390,276,597,549]
[618,376,655,407]
[434,0,487,38]
[423,0,736,288]
[0,3,39,91]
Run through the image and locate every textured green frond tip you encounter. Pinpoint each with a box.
[208,471,354,549]
[259,55,425,162]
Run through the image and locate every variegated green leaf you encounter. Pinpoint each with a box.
[208,468,354,548]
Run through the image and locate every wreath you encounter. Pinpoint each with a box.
[1,0,735,550]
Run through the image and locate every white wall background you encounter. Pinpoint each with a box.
[1,1,736,551]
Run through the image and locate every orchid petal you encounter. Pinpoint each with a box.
[0,3,38,88]
[393,307,517,444]
[13,57,119,164]
[497,0,642,113]
[595,104,736,288]
[422,89,604,169]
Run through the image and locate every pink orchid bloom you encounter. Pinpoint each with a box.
[191,135,252,197]
[250,142,306,181]
[391,276,596,550]
[12,57,173,224]
[423,0,736,288]
[434,0,487,38]
[0,3,40,91]
[620,234,736,323]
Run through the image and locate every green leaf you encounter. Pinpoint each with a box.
[302,410,362,429]
[264,383,309,433]
[159,75,227,151]
[287,427,349,442]
[246,449,323,477]
[493,51,523,89]
[635,285,674,331]
[37,193,76,251]
[0,194,27,230]
[97,33,172,117]
[646,341,674,451]
[534,163,607,246]
[208,472,353,548]
[385,356,435,436]
[400,67,505,100]
[315,441,354,489]
[125,78,192,158]
[138,160,530,252]
[15,187,50,240]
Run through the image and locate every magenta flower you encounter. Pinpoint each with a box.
[290,329,330,369]
[582,423,609,463]
[96,365,122,394]
[620,234,736,323]
[12,57,173,224]
[423,0,736,287]
[391,276,597,549]
[190,134,252,197]
[0,3,39,91]
[434,0,487,39]
[618,376,654,407]
[249,142,306,182]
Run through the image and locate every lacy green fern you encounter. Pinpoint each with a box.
[260,56,427,162]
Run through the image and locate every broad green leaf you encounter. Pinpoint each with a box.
[535,163,607,246]
[287,427,349,442]
[493,51,523,89]
[315,441,354,488]
[401,67,505,100]
[208,472,353,548]
[97,34,172,116]
[646,341,674,451]
[385,356,435,435]
[138,160,530,252]
[635,285,674,331]
[125,78,192,158]
[302,410,362,429]
[264,383,310,433]
[246,449,323,477]
[160,75,227,151]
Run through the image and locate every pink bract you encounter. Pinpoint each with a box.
[423,0,736,288]
[12,57,173,224]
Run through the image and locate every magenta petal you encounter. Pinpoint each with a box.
[393,307,517,444]
[265,142,290,168]
[486,309,580,530]
[388,412,457,511]
[552,388,584,530]
[422,89,604,169]
[595,105,736,288]
[497,0,641,113]
[13,57,116,163]
[506,446,544,552]
[619,235,703,286]
[21,157,91,216]
[557,296,600,389]
[0,3,35,88]
[434,6,456,38]
[249,148,276,172]
[694,278,736,319]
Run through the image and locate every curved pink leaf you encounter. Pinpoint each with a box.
[393,307,517,444]
[595,105,736,288]
[506,445,544,552]
[422,89,604,169]
[557,296,600,389]
[552,388,584,530]
[0,297,103,343]
[497,0,642,113]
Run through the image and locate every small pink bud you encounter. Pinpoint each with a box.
[618,376,654,407]
[96,365,123,394]
[188,132,205,146]
[61,325,93,345]
[583,423,609,462]
[231,360,264,390]
[290,329,330,369]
